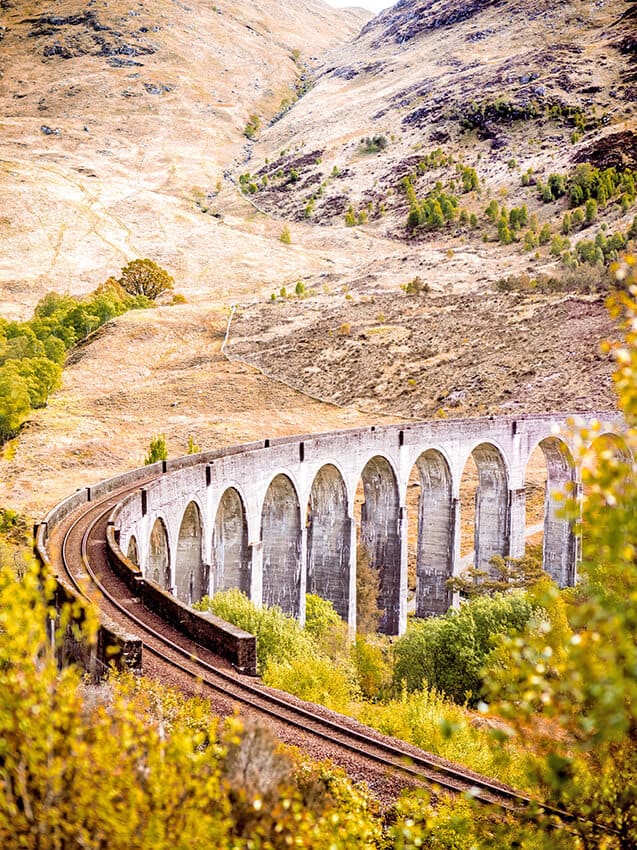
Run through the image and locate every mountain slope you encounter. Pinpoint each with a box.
[0,0,369,314]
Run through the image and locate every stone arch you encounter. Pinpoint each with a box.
[148,517,170,589]
[588,431,632,462]
[175,501,205,605]
[261,474,302,617]
[212,487,250,596]
[127,535,139,566]
[528,437,576,587]
[465,442,509,575]
[411,449,454,617]
[358,455,401,635]
[307,464,351,622]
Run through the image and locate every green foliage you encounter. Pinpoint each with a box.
[198,590,357,710]
[279,225,292,244]
[401,275,429,296]
[459,165,479,192]
[187,435,200,455]
[144,434,168,465]
[344,205,357,227]
[574,227,630,268]
[118,259,174,300]
[448,548,546,598]
[538,222,552,245]
[486,257,637,845]
[243,113,261,139]
[360,135,388,153]
[0,280,147,443]
[0,560,388,849]
[393,591,537,705]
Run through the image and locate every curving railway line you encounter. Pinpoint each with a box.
[42,474,595,832]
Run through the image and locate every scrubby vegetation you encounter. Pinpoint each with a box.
[0,277,153,443]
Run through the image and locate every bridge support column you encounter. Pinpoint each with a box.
[508,488,526,559]
[347,516,357,635]
[450,497,461,608]
[298,526,308,627]
[398,507,409,635]
[249,541,263,607]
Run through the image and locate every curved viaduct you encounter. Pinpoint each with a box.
[109,412,621,636]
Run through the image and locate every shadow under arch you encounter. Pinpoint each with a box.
[148,517,170,589]
[410,449,454,617]
[358,455,401,635]
[175,501,205,605]
[261,473,302,617]
[307,463,351,622]
[529,436,577,587]
[464,442,509,575]
[212,487,250,596]
[127,535,139,566]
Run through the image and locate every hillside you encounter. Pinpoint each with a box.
[0,0,632,515]
[0,0,368,314]
[225,0,635,417]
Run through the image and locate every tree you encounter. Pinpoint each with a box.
[0,366,31,440]
[144,435,168,465]
[487,255,637,846]
[118,259,174,300]
[355,548,382,634]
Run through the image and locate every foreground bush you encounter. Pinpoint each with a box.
[0,560,388,849]
[393,591,537,705]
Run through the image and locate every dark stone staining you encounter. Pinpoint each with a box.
[307,465,351,621]
[213,488,250,595]
[359,457,401,635]
[414,450,453,618]
[149,518,170,588]
[538,438,575,587]
[262,475,302,617]
[127,535,139,566]
[175,502,205,605]
[471,444,508,575]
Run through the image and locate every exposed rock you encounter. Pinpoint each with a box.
[572,131,637,170]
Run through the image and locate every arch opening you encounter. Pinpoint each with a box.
[530,437,576,587]
[212,487,250,596]
[175,501,205,605]
[408,450,453,617]
[261,474,302,617]
[127,535,139,566]
[356,456,401,635]
[307,464,351,622]
[460,443,509,579]
[148,518,170,590]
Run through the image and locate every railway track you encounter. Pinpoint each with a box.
[49,481,575,822]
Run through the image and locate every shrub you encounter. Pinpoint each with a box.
[279,225,291,244]
[360,135,387,153]
[393,591,537,705]
[402,275,429,295]
[243,113,260,139]
[144,434,167,465]
[118,259,174,300]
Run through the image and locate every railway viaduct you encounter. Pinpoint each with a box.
[108,412,621,636]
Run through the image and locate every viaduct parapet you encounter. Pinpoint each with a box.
[110,412,622,635]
